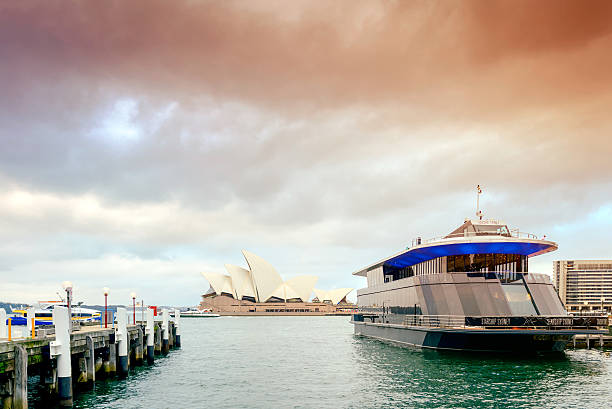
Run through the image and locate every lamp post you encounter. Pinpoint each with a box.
[62,281,73,332]
[103,287,110,328]
[130,292,137,324]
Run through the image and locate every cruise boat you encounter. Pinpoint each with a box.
[351,217,608,352]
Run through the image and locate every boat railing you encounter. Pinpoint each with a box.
[414,231,542,246]
[402,315,465,328]
[398,315,608,329]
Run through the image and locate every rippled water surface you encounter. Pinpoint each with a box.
[30,316,612,408]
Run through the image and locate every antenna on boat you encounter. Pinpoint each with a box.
[476,185,483,220]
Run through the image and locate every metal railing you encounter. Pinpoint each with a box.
[390,314,609,329]
[413,230,541,247]
[402,315,465,328]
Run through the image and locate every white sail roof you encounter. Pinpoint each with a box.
[285,275,318,302]
[313,287,353,304]
[201,251,351,305]
[242,250,284,303]
[201,272,236,298]
[269,282,301,301]
[313,288,329,303]
[225,264,256,300]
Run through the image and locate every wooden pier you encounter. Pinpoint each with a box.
[0,308,180,408]
[569,333,612,349]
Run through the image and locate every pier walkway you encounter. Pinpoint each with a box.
[0,308,180,408]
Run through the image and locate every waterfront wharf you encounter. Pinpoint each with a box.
[569,333,612,349]
[0,307,181,408]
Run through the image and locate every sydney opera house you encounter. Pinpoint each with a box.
[200,250,355,315]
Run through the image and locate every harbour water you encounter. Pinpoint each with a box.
[29,316,612,408]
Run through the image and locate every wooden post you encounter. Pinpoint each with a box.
[168,322,174,349]
[77,355,88,385]
[95,355,103,373]
[154,324,161,355]
[39,344,58,398]
[13,345,28,409]
[586,333,590,350]
[104,334,117,377]
[127,336,131,369]
[0,377,14,409]
[86,336,95,384]
[135,327,144,365]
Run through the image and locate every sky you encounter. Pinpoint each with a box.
[1,0,612,306]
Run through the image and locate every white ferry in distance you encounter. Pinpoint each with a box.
[173,308,220,318]
[351,204,607,352]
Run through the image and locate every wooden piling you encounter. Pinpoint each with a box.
[0,378,14,409]
[40,344,58,398]
[154,325,161,355]
[586,333,590,349]
[135,327,144,365]
[77,355,88,385]
[86,336,95,384]
[107,341,117,376]
[95,352,103,374]
[13,345,27,409]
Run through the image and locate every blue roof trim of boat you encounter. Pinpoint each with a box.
[384,241,552,269]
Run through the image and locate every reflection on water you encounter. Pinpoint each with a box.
[27,317,611,409]
[350,336,609,408]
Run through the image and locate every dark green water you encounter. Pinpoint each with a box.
[30,317,611,408]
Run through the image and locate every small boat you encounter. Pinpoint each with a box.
[10,301,101,326]
[175,308,220,318]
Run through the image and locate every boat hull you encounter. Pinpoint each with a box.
[353,321,602,353]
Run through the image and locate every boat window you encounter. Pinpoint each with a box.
[446,254,527,273]
[456,284,480,316]
[501,283,537,316]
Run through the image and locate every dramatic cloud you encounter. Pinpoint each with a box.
[1,0,611,305]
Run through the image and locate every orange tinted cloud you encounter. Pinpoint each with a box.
[2,0,612,115]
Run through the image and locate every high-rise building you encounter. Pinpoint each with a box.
[553,260,612,313]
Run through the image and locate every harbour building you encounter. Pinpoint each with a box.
[553,260,612,313]
[200,250,354,315]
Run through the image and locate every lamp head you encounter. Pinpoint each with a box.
[62,281,73,291]
[103,287,110,296]
[130,292,137,299]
